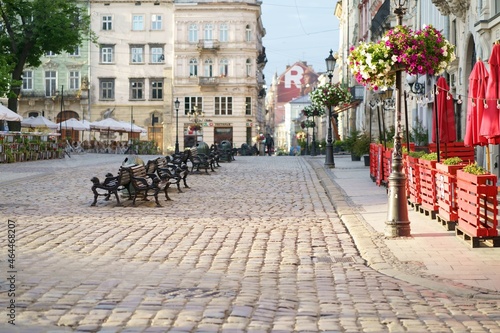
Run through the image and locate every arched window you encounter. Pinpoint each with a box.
[219,59,229,77]
[189,58,198,77]
[188,24,198,43]
[245,24,252,42]
[204,58,213,77]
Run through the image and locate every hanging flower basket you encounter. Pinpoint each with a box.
[189,124,202,131]
[302,105,325,118]
[348,25,456,90]
[255,133,265,142]
[309,82,351,109]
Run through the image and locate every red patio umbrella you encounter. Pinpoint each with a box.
[432,77,456,161]
[464,60,489,147]
[432,77,456,144]
[480,43,500,145]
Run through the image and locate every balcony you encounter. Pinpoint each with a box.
[198,76,219,86]
[197,39,220,52]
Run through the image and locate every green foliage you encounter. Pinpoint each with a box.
[420,152,438,161]
[344,129,361,152]
[443,157,463,165]
[408,151,426,158]
[462,162,487,175]
[410,119,428,146]
[0,0,95,103]
[353,132,371,156]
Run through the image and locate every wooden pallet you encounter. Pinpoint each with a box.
[436,214,457,231]
[418,205,437,219]
[407,200,420,209]
[455,226,500,248]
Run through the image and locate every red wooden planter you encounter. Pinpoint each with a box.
[370,143,381,182]
[418,159,438,212]
[435,163,466,222]
[428,142,475,163]
[456,170,498,237]
[382,147,393,187]
[406,155,421,205]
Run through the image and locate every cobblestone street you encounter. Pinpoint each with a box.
[1,154,500,332]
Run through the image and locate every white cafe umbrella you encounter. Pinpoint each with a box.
[21,115,58,129]
[0,104,23,121]
[118,121,147,133]
[58,118,87,131]
[89,118,128,132]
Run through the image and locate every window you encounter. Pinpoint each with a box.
[100,78,115,100]
[100,45,114,63]
[150,79,163,100]
[131,45,144,63]
[69,46,80,56]
[132,15,144,31]
[189,58,198,77]
[188,24,198,43]
[151,14,162,30]
[204,23,213,40]
[219,59,229,77]
[102,15,112,30]
[245,24,252,42]
[22,71,33,91]
[246,58,252,76]
[150,46,164,63]
[130,79,145,100]
[245,97,252,115]
[45,71,57,97]
[184,97,202,115]
[204,58,213,77]
[214,97,233,115]
[219,23,228,42]
[45,51,56,57]
[69,71,80,90]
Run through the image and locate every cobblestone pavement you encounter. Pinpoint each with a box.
[0,154,500,332]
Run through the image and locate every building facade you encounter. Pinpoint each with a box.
[16,0,266,153]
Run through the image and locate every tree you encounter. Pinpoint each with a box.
[0,0,93,130]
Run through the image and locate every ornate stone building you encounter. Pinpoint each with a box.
[17,0,266,153]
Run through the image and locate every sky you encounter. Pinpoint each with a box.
[261,1,341,84]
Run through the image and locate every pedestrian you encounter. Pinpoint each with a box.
[265,134,274,156]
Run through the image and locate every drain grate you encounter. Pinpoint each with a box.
[311,256,355,263]
[158,287,236,299]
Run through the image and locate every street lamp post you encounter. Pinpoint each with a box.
[311,111,317,156]
[324,50,336,168]
[385,0,411,237]
[174,98,180,154]
[189,105,204,146]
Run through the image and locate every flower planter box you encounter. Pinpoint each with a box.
[435,163,466,226]
[428,142,475,163]
[369,143,379,181]
[382,147,392,187]
[456,170,498,237]
[418,159,438,214]
[406,155,421,206]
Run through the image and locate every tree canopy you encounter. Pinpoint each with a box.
[0,0,93,128]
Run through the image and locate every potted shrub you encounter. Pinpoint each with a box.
[344,129,361,161]
[353,132,371,165]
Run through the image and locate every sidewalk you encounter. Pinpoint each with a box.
[309,154,500,296]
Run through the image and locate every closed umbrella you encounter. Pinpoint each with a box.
[0,104,22,121]
[464,60,489,147]
[480,43,500,144]
[432,77,457,144]
[432,77,457,161]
